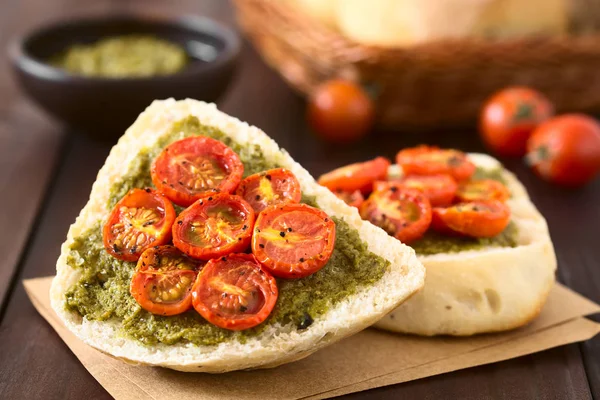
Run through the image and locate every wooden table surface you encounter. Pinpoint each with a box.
[0,1,599,399]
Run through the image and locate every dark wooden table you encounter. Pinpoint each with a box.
[0,1,599,399]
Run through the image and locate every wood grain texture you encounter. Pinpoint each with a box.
[0,0,598,399]
[0,0,64,312]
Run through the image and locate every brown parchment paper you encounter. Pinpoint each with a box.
[25,277,600,400]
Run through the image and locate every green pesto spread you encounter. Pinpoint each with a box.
[411,222,518,256]
[472,167,507,184]
[411,167,518,255]
[51,35,188,78]
[65,116,390,346]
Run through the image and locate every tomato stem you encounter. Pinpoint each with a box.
[525,145,549,166]
[513,102,534,122]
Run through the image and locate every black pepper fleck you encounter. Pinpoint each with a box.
[298,312,314,330]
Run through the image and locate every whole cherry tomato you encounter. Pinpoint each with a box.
[526,114,600,187]
[480,87,553,157]
[307,80,375,144]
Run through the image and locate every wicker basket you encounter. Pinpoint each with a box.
[234,0,600,129]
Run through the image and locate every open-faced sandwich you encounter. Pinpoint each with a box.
[50,99,425,372]
[319,146,557,336]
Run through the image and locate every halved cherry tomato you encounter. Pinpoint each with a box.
[360,188,432,244]
[456,179,510,202]
[130,245,201,316]
[396,146,476,182]
[431,200,510,238]
[252,203,336,279]
[103,188,176,262]
[480,87,553,157]
[191,253,278,331]
[526,114,600,187]
[317,157,390,194]
[334,189,364,208]
[307,79,375,144]
[374,174,457,207]
[235,168,301,213]
[151,136,244,206]
[172,193,255,260]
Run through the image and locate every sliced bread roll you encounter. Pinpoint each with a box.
[375,154,556,336]
[50,99,425,372]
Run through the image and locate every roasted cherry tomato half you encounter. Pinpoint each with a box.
[318,156,390,194]
[103,188,176,261]
[130,246,201,316]
[334,189,364,208]
[191,253,278,331]
[151,136,244,206]
[360,187,432,244]
[235,168,302,213]
[252,203,336,279]
[172,193,255,260]
[307,79,375,144]
[396,146,476,182]
[456,179,510,202]
[480,87,553,157]
[431,200,510,238]
[374,174,458,207]
[526,114,600,187]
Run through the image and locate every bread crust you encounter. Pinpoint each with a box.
[50,99,425,372]
[374,154,557,336]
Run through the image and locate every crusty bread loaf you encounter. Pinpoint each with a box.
[291,0,567,47]
[50,99,425,372]
[375,154,556,336]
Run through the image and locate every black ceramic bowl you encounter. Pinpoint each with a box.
[9,14,240,139]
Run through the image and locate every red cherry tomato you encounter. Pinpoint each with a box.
[480,87,554,157]
[431,201,510,238]
[456,179,510,202]
[192,253,278,331]
[396,146,476,182]
[526,114,600,187]
[103,188,176,262]
[151,136,244,206]
[318,157,390,194]
[172,193,255,260]
[374,174,458,207]
[235,168,301,213]
[307,80,375,144]
[360,187,432,244]
[130,246,201,316]
[333,189,364,208]
[252,203,336,279]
